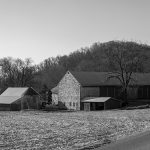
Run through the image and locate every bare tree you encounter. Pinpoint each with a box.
[0,57,36,88]
[105,41,147,105]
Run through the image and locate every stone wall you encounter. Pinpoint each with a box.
[58,71,80,110]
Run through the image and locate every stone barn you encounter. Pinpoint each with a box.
[53,71,150,110]
[0,87,41,111]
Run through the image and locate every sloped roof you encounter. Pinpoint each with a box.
[133,73,150,85]
[82,97,121,103]
[82,97,111,103]
[0,87,40,104]
[70,71,150,86]
[0,96,21,104]
[1,87,29,97]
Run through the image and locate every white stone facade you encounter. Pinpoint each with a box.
[58,71,80,110]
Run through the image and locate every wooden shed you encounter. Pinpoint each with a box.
[0,87,41,111]
[82,97,122,111]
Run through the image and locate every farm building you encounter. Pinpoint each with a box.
[82,97,121,111]
[51,86,58,104]
[52,71,150,110]
[0,87,41,111]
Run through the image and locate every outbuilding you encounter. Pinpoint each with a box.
[0,87,41,111]
[51,86,59,105]
[82,97,122,111]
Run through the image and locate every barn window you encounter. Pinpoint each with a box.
[69,102,72,106]
[73,102,75,107]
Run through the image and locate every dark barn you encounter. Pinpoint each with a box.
[0,87,41,111]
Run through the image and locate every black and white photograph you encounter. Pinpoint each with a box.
[0,0,150,149]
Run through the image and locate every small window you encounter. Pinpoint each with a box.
[69,102,72,106]
[73,102,75,107]
[76,102,78,107]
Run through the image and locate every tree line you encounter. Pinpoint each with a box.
[0,41,150,101]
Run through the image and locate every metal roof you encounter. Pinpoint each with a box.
[1,87,29,97]
[0,96,21,104]
[0,87,40,104]
[82,97,112,103]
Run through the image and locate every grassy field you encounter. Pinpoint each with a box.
[1,109,150,150]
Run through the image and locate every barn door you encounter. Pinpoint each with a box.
[84,103,90,111]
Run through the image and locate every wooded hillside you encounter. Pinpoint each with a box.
[36,41,150,89]
[0,41,150,95]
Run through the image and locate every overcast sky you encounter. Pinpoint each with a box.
[0,0,150,64]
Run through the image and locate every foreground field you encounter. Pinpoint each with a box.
[1,110,150,150]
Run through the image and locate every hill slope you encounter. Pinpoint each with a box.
[37,41,150,89]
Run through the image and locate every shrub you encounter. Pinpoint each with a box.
[41,102,46,109]
[44,101,68,111]
[57,101,67,110]
[45,104,59,111]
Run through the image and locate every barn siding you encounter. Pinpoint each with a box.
[21,95,41,110]
[11,103,21,111]
[81,86,121,99]
[127,87,138,100]
[105,99,121,110]
[138,86,150,99]
[0,104,11,111]
[80,87,99,99]
[99,86,121,98]
[58,71,80,110]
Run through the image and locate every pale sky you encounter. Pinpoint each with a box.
[0,0,150,64]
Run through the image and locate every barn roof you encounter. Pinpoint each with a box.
[82,97,116,103]
[1,87,29,97]
[0,96,21,104]
[70,71,150,86]
[0,87,40,104]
